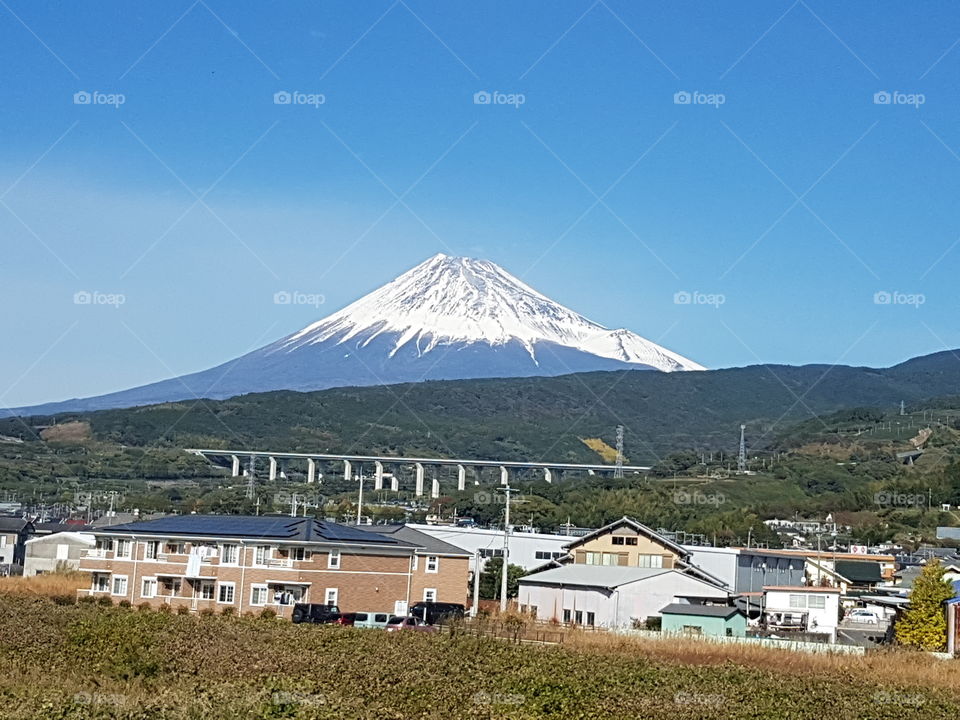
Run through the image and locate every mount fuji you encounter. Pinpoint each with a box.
[11,254,704,416]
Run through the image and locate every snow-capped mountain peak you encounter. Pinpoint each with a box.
[277,253,704,372]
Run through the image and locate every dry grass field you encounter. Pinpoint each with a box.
[0,595,958,719]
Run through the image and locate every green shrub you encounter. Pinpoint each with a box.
[78,595,96,605]
[176,605,190,615]
[157,603,172,614]
[137,603,152,612]
[96,596,113,607]
[220,606,235,617]
[259,607,277,620]
[199,608,215,617]
[118,599,132,609]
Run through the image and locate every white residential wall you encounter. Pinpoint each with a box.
[765,590,840,640]
[409,525,571,572]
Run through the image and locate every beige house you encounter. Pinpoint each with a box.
[77,515,460,618]
[565,517,718,582]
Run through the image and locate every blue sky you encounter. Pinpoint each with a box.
[1,1,959,407]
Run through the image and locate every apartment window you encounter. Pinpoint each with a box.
[254,546,270,566]
[111,575,128,596]
[562,609,571,623]
[423,588,437,602]
[479,548,503,558]
[612,536,625,545]
[425,555,439,573]
[217,582,235,604]
[199,581,214,600]
[682,626,703,636]
[636,554,663,568]
[328,549,341,569]
[325,588,339,606]
[808,595,826,609]
[574,610,583,624]
[96,538,113,552]
[789,595,806,609]
[586,612,595,626]
[165,542,185,555]
[141,578,157,599]
[220,544,239,564]
[115,540,132,559]
[625,537,638,546]
[289,547,310,561]
[162,578,182,597]
[92,574,109,592]
[144,541,159,560]
[250,584,269,606]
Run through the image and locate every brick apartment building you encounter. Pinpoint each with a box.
[78,515,468,618]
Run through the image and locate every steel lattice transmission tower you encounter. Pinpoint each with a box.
[737,424,747,474]
[614,425,625,479]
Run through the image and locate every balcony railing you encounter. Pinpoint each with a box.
[81,548,112,559]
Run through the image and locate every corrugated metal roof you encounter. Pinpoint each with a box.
[95,515,408,545]
[518,564,670,589]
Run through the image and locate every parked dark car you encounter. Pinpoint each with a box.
[291,603,341,624]
[409,602,465,625]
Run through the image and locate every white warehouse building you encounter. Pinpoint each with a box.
[517,565,732,628]
[408,524,572,572]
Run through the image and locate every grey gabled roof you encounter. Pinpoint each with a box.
[518,564,672,590]
[563,516,689,558]
[0,516,30,532]
[660,603,743,619]
[363,525,471,556]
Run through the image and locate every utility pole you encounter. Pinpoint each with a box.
[498,486,514,613]
[472,549,481,617]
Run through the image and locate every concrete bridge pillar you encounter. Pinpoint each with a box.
[374,461,384,491]
[390,474,399,492]
[415,463,425,497]
[457,464,466,491]
[231,455,240,477]
[268,457,278,481]
[543,467,552,483]
[500,466,509,486]
[344,460,352,481]
[431,476,440,499]
[307,459,316,484]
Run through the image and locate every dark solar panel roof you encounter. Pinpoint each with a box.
[97,514,408,545]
